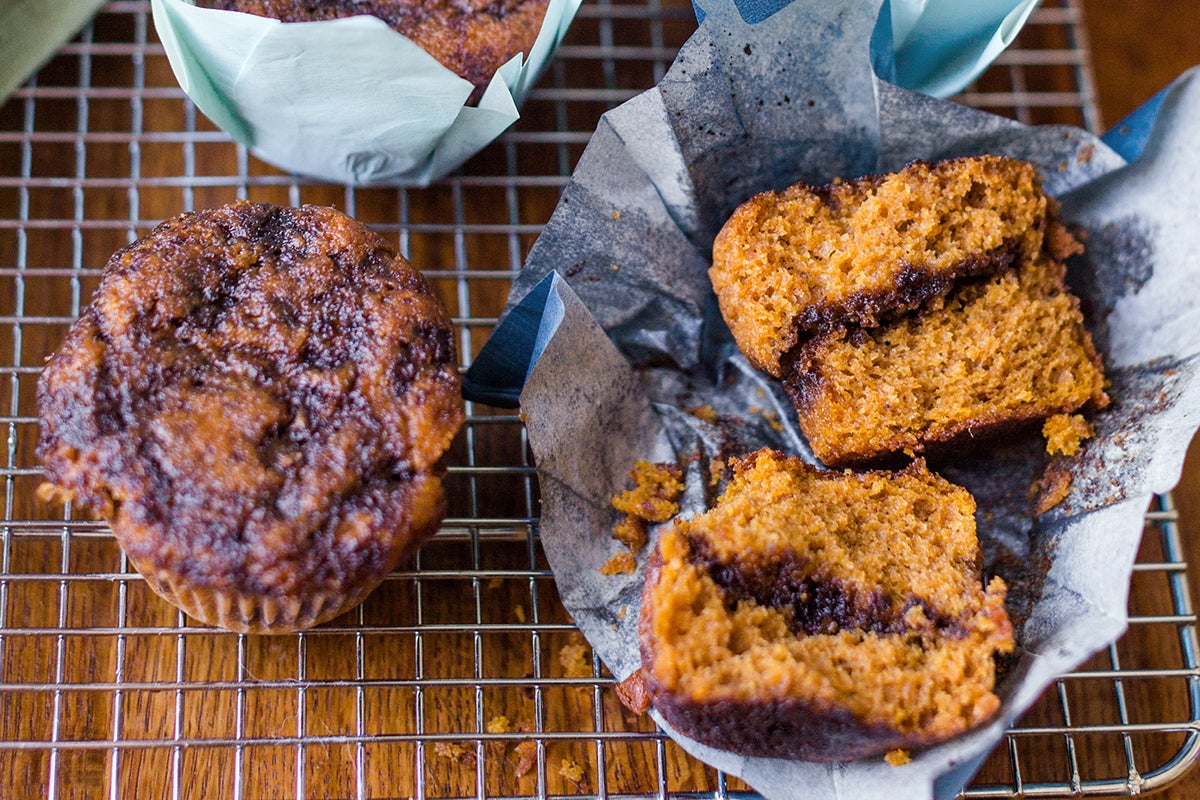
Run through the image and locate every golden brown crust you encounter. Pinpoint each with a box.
[200,0,551,103]
[36,202,464,631]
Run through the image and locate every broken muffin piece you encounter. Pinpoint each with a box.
[638,448,1014,761]
[711,156,1050,377]
[784,253,1107,465]
[711,155,1106,466]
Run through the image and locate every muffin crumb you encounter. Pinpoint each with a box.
[600,552,637,575]
[1032,465,1073,515]
[512,741,537,777]
[559,643,592,678]
[558,758,585,783]
[615,670,651,714]
[1043,413,1094,456]
[612,461,684,525]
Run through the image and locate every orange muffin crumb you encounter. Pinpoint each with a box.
[558,758,585,783]
[513,741,537,778]
[1043,413,1094,456]
[600,552,637,575]
[1031,465,1073,515]
[559,643,592,678]
[608,460,684,561]
[612,461,684,524]
[486,716,513,734]
[611,517,648,553]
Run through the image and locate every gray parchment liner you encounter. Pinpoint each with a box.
[511,1,1200,797]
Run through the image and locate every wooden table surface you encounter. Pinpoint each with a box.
[2,1,1200,798]
[1084,1,1200,797]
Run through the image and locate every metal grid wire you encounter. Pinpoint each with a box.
[0,0,1196,797]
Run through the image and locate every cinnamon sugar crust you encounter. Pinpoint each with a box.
[37,202,464,630]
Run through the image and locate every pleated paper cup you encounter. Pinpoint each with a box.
[151,0,582,185]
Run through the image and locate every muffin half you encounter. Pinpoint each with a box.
[639,449,1014,761]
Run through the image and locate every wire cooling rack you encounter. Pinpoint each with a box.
[0,1,1197,798]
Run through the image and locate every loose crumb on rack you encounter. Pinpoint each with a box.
[885,749,911,766]
[559,643,592,678]
[486,716,512,734]
[513,604,527,623]
[558,758,585,783]
[513,741,537,778]
[434,742,468,761]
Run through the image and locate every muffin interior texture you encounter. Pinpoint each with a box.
[36,203,464,600]
[784,254,1108,465]
[640,450,1013,752]
[709,156,1049,376]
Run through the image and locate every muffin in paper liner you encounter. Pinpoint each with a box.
[462,0,1200,796]
[36,202,464,635]
[150,0,583,185]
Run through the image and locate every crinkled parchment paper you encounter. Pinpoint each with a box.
[463,0,1200,797]
[151,0,582,185]
[715,0,1040,98]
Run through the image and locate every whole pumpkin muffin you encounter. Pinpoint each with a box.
[200,0,551,103]
[36,202,464,633]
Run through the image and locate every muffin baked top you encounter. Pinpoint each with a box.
[201,0,552,103]
[37,202,464,600]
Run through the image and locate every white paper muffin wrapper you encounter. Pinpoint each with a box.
[150,0,583,185]
[463,0,1200,797]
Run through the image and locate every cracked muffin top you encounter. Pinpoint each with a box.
[37,202,464,603]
